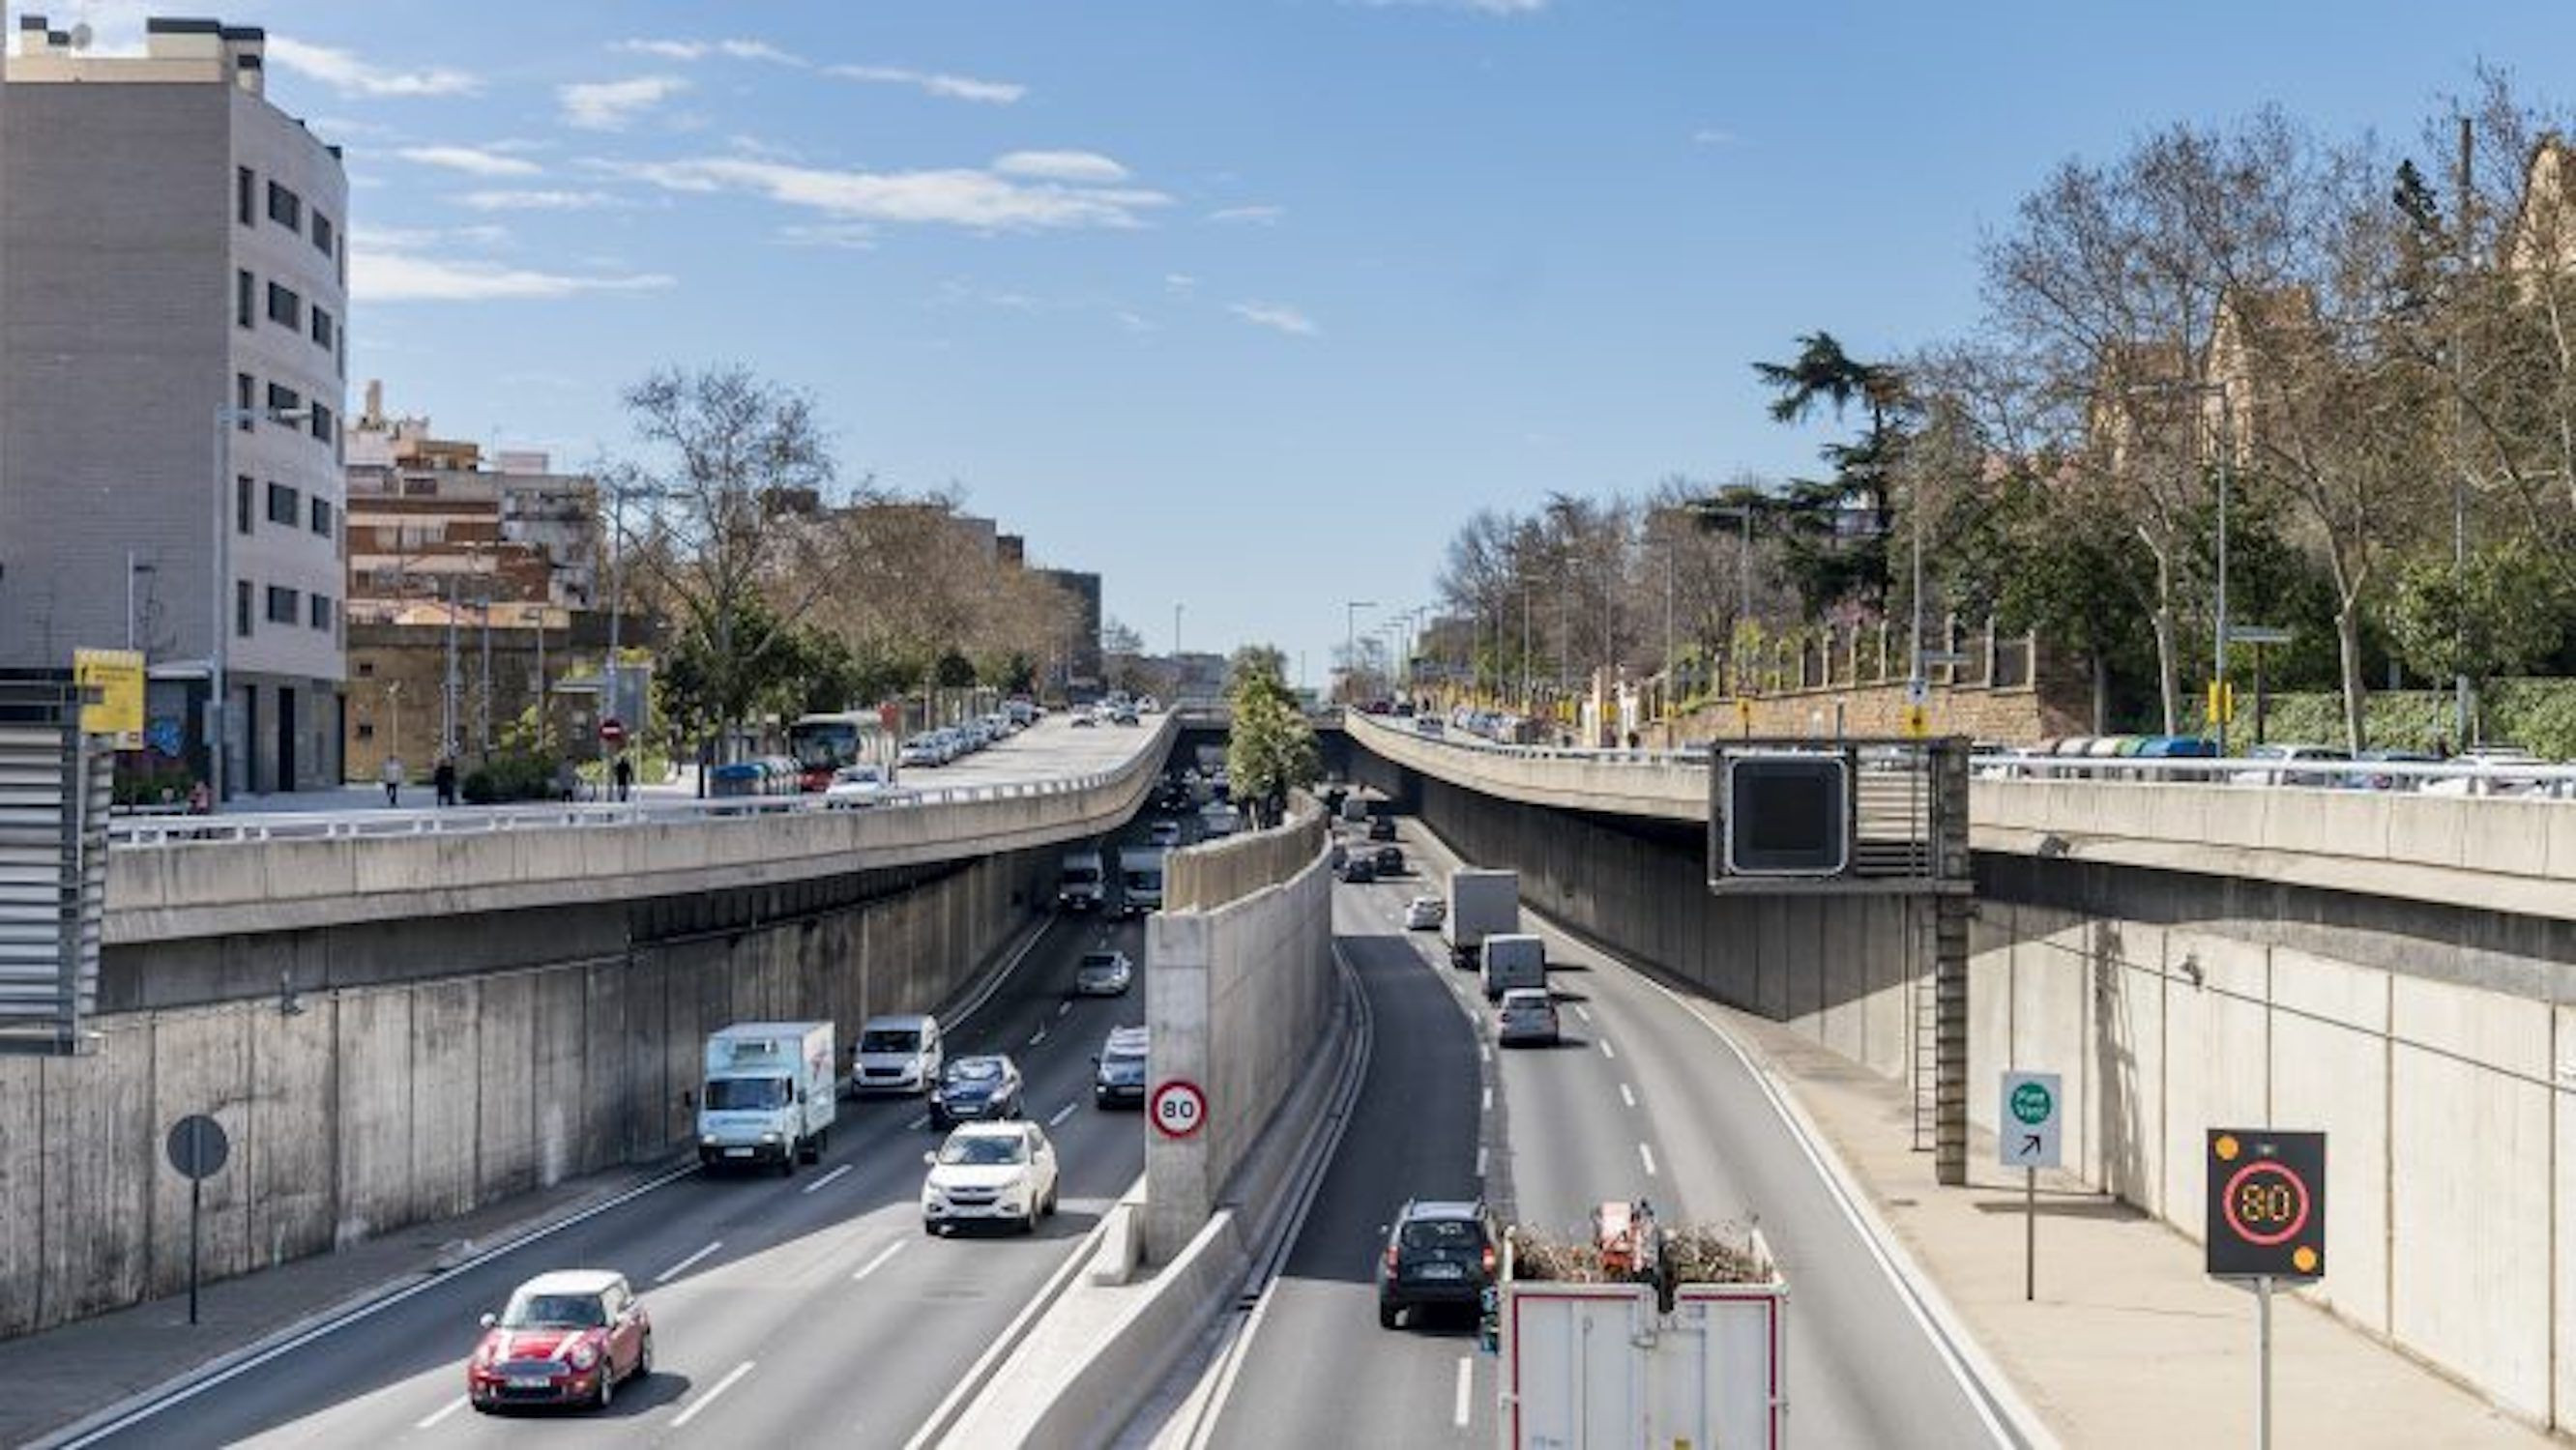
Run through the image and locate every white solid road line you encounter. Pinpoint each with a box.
[1048,1101,1078,1126]
[670,1359,755,1429]
[655,1240,723,1283]
[1452,1356,1474,1428]
[850,1241,905,1284]
[1619,1083,1637,1110]
[1598,1038,1617,1060]
[1639,1142,1658,1177]
[414,1396,469,1430]
[801,1163,852,1195]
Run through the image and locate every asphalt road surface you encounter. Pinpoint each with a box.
[67,880,1156,1450]
[1202,816,2024,1449]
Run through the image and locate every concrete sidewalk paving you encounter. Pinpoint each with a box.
[1,1160,678,1448]
[1682,992,2547,1449]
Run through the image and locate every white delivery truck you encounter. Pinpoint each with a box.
[697,1021,836,1174]
[1445,869,1520,971]
[1496,1205,1785,1450]
[1479,932,1547,1002]
[1118,845,1168,917]
[1057,850,1107,914]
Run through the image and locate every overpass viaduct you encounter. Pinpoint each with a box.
[1340,709,2576,1436]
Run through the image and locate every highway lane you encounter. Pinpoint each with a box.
[70,848,1160,1450]
[1201,863,1493,1448]
[1198,815,2019,1449]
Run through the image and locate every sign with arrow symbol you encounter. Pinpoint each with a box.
[2000,1071,2062,1171]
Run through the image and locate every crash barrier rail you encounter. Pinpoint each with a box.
[108,718,1179,848]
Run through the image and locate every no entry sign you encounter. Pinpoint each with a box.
[1150,1079,1207,1139]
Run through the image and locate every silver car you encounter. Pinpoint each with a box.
[1496,988,1559,1047]
[1074,949,1133,997]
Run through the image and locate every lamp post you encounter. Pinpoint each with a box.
[1344,599,1375,703]
[211,401,311,806]
[1173,601,1184,660]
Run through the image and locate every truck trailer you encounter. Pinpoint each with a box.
[1445,868,1520,971]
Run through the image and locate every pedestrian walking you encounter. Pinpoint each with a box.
[612,754,634,802]
[380,753,404,807]
[433,756,458,808]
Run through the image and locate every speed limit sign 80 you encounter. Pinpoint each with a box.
[1150,1079,1207,1139]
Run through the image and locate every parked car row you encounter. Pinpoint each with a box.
[1977,735,2575,796]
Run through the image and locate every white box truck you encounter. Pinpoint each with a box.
[697,1022,835,1174]
[1480,932,1547,1002]
[1446,869,1519,971]
[1057,850,1107,914]
[1496,1212,1784,1449]
[1118,845,1168,917]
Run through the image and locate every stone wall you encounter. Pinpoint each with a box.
[0,844,1054,1340]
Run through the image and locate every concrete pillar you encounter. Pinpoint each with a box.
[1143,912,1211,1263]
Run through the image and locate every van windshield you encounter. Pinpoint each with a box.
[1061,867,1100,885]
[705,1077,788,1111]
[861,1030,921,1053]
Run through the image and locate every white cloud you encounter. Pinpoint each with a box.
[607,157,1168,231]
[1691,128,1742,147]
[456,189,621,212]
[1228,301,1319,336]
[560,75,689,131]
[616,38,805,66]
[267,37,479,98]
[351,222,509,251]
[1115,310,1156,334]
[777,222,878,250]
[1206,204,1284,225]
[992,151,1130,184]
[1163,273,1199,294]
[397,145,542,178]
[828,65,1025,105]
[353,251,674,303]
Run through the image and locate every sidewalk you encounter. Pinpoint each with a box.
[1680,993,2549,1449]
[0,1160,675,1448]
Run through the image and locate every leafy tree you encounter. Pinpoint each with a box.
[2386,537,2575,693]
[1225,646,1318,826]
[1749,331,1913,615]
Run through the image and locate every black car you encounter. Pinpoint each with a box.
[1093,1026,1149,1108]
[1338,855,1378,884]
[1366,815,1398,842]
[928,1055,1024,1129]
[1373,845,1404,876]
[1377,1200,1499,1329]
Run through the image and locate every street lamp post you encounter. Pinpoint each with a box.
[1345,600,1375,703]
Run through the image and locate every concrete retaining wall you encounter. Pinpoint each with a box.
[1144,839,1332,1261]
[0,845,1055,1340]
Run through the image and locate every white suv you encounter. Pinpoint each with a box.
[922,1121,1060,1234]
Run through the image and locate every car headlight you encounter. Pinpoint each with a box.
[700,1133,718,1146]
[761,1130,781,1143]
[568,1342,598,1371]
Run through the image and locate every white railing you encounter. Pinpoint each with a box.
[1347,710,2576,798]
[109,723,1175,849]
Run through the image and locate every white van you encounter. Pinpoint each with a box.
[854,1014,944,1096]
[1057,851,1107,913]
[1480,933,1547,1002]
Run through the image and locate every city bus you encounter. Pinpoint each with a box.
[786,710,892,792]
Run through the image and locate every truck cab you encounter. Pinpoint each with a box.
[1057,851,1107,914]
[1118,846,1167,917]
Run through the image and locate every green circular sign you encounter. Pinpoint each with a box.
[2010,1082,2054,1125]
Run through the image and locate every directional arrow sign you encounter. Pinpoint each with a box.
[2000,1071,2062,1171]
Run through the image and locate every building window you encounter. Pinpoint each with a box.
[309,403,335,446]
[265,281,301,329]
[236,373,255,430]
[309,497,333,536]
[236,269,254,328]
[237,166,254,226]
[266,180,301,230]
[309,594,333,630]
[312,211,335,258]
[266,382,301,418]
[355,721,374,741]
[235,580,253,638]
[310,306,334,352]
[266,481,300,526]
[265,585,298,624]
[235,475,253,534]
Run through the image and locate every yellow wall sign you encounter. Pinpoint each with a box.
[74,648,145,744]
[1901,703,1930,739]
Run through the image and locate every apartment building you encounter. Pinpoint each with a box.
[0,16,349,797]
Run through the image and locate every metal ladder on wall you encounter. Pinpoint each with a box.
[1908,896,1938,1152]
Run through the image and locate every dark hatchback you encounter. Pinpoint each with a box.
[1377,1199,1499,1329]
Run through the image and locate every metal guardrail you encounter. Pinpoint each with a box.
[109,719,1178,848]
[1345,710,2576,799]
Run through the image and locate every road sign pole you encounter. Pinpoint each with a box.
[188,1175,202,1326]
[2025,1165,2036,1302]
[2256,1273,2273,1450]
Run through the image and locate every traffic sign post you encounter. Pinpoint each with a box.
[1150,1079,1207,1140]
[2207,1128,2327,1450]
[165,1114,231,1325]
[599,716,628,749]
[2000,1072,2062,1301]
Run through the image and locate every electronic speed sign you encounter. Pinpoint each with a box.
[2205,1128,2326,1280]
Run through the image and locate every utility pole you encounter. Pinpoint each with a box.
[443,574,459,762]
[2453,114,2474,746]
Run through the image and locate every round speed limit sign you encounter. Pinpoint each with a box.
[1150,1079,1207,1139]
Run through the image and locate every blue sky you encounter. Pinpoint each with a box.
[52,0,2576,685]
